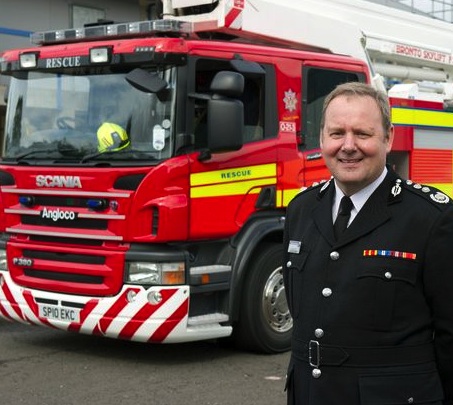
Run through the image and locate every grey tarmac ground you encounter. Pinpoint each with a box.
[0,318,290,405]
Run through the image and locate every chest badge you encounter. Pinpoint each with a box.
[288,240,302,254]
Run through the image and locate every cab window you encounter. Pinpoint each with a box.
[190,58,272,149]
[302,67,366,150]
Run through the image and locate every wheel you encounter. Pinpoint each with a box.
[233,243,293,353]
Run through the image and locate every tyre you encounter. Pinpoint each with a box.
[233,242,292,353]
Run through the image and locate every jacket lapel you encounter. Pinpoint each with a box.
[339,172,397,246]
[312,170,398,247]
[312,182,337,245]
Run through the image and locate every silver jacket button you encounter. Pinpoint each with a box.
[312,368,321,378]
[314,328,324,338]
[330,251,340,260]
[286,261,292,267]
[385,271,392,279]
[322,288,332,297]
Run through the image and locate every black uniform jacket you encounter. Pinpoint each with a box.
[283,168,453,405]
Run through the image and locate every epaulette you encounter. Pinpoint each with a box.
[291,179,330,202]
[301,178,330,193]
[401,179,451,206]
[294,178,332,201]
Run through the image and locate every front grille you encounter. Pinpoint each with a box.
[22,215,108,229]
[23,195,89,208]
[24,269,103,284]
[9,243,124,296]
[23,249,105,265]
[30,235,103,246]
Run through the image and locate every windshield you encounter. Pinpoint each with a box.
[3,67,176,163]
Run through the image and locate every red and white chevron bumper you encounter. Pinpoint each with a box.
[0,271,232,343]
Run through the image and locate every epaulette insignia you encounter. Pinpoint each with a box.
[391,179,402,197]
[388,178,403,204]
[405,180,450,204]
[300,179,329,193]
[298,186,308,194]
[315,179,331,200]
[310,179,329,188]
[430,192,450,204]
[320,180,330,193]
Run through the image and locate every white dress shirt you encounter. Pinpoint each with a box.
[332,167,388,227]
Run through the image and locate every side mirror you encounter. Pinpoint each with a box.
[210,70,244,97]
[207,97,243,153]
[204,71,244,154]
[125,68,168,94]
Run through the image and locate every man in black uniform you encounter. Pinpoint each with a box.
[283,82,453,404]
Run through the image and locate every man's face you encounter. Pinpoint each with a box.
[320,95,394,196]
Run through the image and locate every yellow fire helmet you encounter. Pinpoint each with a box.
[96,122,130,153]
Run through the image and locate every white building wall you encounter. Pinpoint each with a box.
[0,0,141,52]
[0,0,141,130]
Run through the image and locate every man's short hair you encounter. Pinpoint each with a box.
[320,82,392,136]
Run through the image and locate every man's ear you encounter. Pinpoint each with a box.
[386,125,394,153]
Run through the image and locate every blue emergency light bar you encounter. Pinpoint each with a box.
[30,19,192,45]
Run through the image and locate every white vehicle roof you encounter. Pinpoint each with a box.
[164,0,453,98]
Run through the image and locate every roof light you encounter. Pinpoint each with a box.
[31,29,82,45]
[90,47,112,64]
[19,52,39,68]
[30,19,192,45]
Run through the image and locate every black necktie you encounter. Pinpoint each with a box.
[334,196,353,239]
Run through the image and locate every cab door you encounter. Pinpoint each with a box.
[185,56,279,239]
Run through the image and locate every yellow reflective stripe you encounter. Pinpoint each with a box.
[190,178,275,198]
[276,189,283,207]
[392,107,453,128]
[190,163,276,186]
[281,188,303,207]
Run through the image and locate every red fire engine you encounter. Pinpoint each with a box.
[0,0,452,353]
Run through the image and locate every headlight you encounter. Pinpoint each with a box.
[126,261,185,285]
[89,46,112,64]
[19,52,38,69]
[0,249,7,271]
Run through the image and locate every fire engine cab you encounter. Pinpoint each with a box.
[0,0,452,353]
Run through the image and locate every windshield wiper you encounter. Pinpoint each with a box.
[14,148,60,160]
[14,141,79,161]
[80,150,118,163]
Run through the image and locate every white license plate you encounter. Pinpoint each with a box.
[38,304,81,323]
